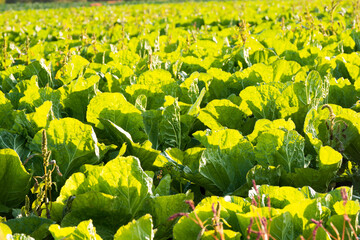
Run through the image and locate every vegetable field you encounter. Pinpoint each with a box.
[1,0,360,239]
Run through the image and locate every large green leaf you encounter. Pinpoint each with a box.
[30,118,108,181]
[173,202,230,240]
[236,206,280,237]
[179,72,202,104]
[55,55,89,86]
[269,211,303,240]
[193,129,254,194]
[49,220,102,240]
[247,118,296,143]
[159,98,194,150]
[104,65,133,93]
[98,156,153,217]
[246,165,281,187]
[193,128,245,150]
[52,155,153,238]
[13,101,55,138]
[99,119,165,170]
[206,68,234,100]
[125,69,180,109]
[164,147,223,194]
[23,60,52,88]
[199,146,254,195]
[0,227,36,240]
[142,110,162,149]
[198,196,249,233]
[59,75,99,122]
[304,104,360,163]
[0,91,15,129]
[149,192,193,239]
[4,216,54,240]
[0,65,26,93]
[239,85,281,120]
[7,76,37,109]
[137,69,174,86]
[125,85,166,110]
[230,63,273,90]
[248,185,307,209]
[0,149,31,212]
[59,192,125,238]
[159,98,182,149]
[326,213,359,240]
[275,82,308,131]
[328,78,359,108]
[282,199,326,227]
[333,200,360,215]
[114,214,153,240]
[86,92,147,143]
[285,146,342,192]
[303,223,331,240]
[197,99,247,132]
[18,84,62,118]
[0,130,30,162]
[254,129,310,173]
[271,59,301,83]
[0,222,12,239]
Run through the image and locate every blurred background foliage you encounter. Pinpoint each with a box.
[1,0,186,10]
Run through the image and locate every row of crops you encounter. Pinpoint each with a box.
[0,0,360,239]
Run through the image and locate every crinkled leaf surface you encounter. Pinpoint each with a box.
[159,98,194,150]
[55,55,90,86]
[254,128,310,173]
[207,68,234,100]
[247,118,296,143]
[125,85,166,111]
[276,82,308,131]
[197,99,247,131]
[164,147,222,194]
[104,65,133,93]
[193,129,255,194]
[53,155,153,238]
[87,92,147,143]
[142,110,162,149]
[239,85,281,120]
[328,78,359,108]
[30,118,108,180]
